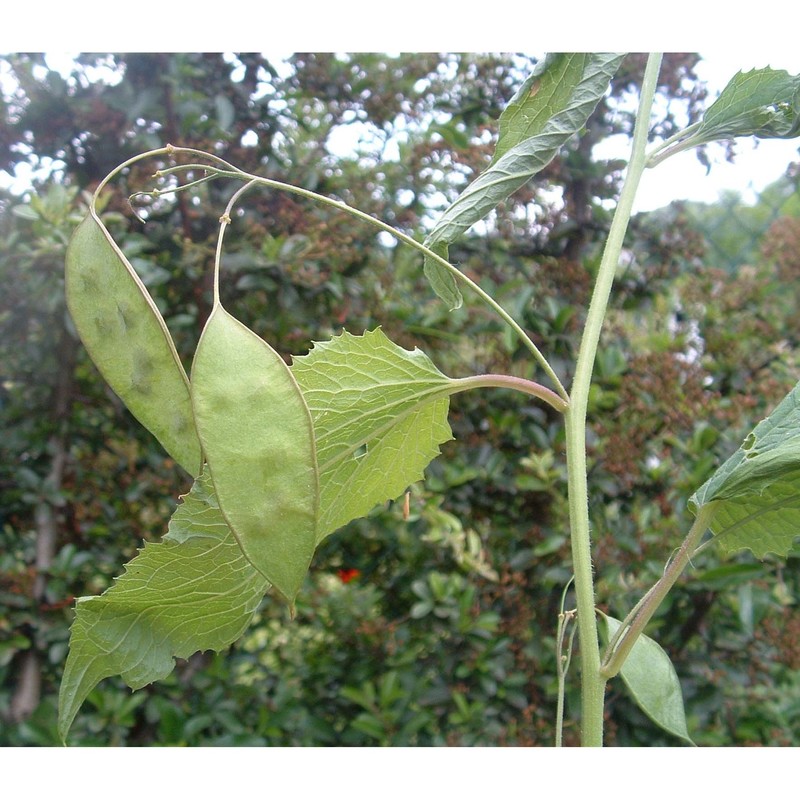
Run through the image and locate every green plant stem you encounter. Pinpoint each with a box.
[565,53,663,747]
[554,609,576,747]
[117,144,569,402]
[213,179,260,305]
[93,146,569,402]
[451,374,568,413]
[165,148,569,403]
[600,501,718,679]
[645,121,702,167]
[554,577,576,747]
[92,147,171,202]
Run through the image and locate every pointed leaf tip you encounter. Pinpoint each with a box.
[422,242,463,310]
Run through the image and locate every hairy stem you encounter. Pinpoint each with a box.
[565,53,663,747]
[555,576,576,747]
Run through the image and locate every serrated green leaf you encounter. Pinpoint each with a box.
[422,52,624,305]
[191,305,318,603]
[58,470,269,743]
[601,613,694,746]
[694,67,800,143]
[696,476,800,558]
[690,379,800,558]
[291,328,455,541]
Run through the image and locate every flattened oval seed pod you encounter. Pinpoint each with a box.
[191,305,318,603]
[65,213,202,476]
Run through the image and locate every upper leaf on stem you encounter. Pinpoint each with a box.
[422,53,626,308]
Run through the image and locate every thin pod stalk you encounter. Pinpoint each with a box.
[162,147,569,403]
[212,179,261,306]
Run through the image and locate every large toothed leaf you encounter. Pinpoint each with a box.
[291,329,455,541]
[58,470,269,743]
[690,379,800,558]
[191,306,318,604]
[601,613,694,746]
[65,213,202,475]
[694,478,800,559]
[693,67,800,144]
[422,53,625,307]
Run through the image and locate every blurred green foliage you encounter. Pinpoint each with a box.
[2,52,799,746]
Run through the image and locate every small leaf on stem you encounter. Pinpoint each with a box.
[650,66,800,166]
[422,53,625,306]
[600,612,694,746]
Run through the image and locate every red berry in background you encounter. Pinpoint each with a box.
[337,568,361,584]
